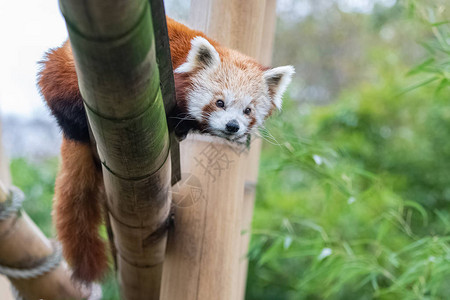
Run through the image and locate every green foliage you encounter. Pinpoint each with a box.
[246,3,450,299]
[401,0,450,94]
[10,158,57,237]
[248,85,450,299]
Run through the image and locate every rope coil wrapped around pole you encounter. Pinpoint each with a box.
[0,183,88,299]
[0,186,25,221]
[0,189,62,278]
[0,187,62,280]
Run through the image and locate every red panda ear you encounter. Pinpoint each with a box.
[175,36,221,73]
[264,66,295,110]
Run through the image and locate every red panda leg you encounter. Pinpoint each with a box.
[54,137,108,282]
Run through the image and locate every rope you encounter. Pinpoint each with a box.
[0,186,102,299]
[5,242,103,300]
[0,186,25,221]
[0,186,63,278]
[0,240,62,279]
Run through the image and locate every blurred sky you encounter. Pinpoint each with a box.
[0,0,66,118]
[0,0,396,119]
[0,0,189,119]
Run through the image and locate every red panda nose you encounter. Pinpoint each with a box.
[226,120,240,133]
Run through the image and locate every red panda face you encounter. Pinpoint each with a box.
[175,37,294,143]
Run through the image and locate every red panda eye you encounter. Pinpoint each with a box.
[216,100,225,108]
[244,107,251,115]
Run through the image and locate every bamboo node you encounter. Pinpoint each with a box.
[142,213,174,247]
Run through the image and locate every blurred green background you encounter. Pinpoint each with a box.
[7,0,450,299]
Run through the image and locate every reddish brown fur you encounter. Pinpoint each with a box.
[173,72,192,111]
[266,101,278,118]
[54,139,107,282]
[38,41,90,142]
[166,18,264,71]
[166,18,220,70]
[248,115,257,130]
[39,17,268,283]
[38,41,78,103]
[202,101,220,118]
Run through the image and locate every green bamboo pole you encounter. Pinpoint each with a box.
[58,1,171,299]
[150,0,181,185]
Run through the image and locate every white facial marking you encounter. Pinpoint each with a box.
[223,89,235,105]
[175,36,220,74]
[264,65,295,110]
[187,86,214,122]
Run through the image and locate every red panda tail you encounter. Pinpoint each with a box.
[54,138,109,282]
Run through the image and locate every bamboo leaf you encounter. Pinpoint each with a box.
[406,58,435,77]
[435,78,449,94]
[403,200,428,226]
[397,76,439,96]
[430,20,450,27]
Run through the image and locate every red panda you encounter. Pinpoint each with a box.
[38,17,294,283]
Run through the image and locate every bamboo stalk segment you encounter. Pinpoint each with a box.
[149,0,181,185]
[58,0,148,46]
[161,1,272,299]
[59,0,172,299]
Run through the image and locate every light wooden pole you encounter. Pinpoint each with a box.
[0,122,85,299]
[161,1,277,299]
[58,0,172,299]
[238,2,278,298]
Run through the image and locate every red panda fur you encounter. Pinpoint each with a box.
[55,139,106,282]
[166,18,220,69]
[38,17,267,283]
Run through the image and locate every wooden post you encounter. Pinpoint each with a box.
[58,0,172,299]
[238,2,278,298]
[0,122,86,299]
[161,1,276,299]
